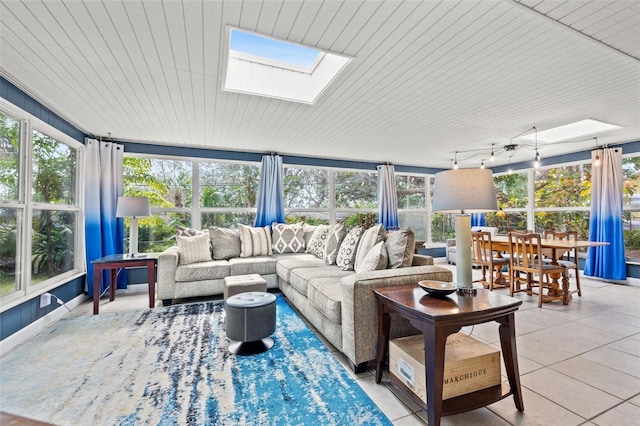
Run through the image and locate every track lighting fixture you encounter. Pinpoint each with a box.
[490,144,495,162]
[593,138,601,167]
[453,152,458,169]
[533,127,540,168]
[480,160,485,169]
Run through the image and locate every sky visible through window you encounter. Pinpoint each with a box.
[230,29,320,67]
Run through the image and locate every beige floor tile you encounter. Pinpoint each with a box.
[550,356,640,400]
[520,368,622,419]
[629,394,640,407]
[575,314,640,337]
[582,347,640,379]
[438,407,511,425]
[514,335,575,366]
[590,402,640,426]
[523,322,621,355]
[356,374,414,422]
[488,386,586,425]
[606,337,640,357]
[392,413,425,426]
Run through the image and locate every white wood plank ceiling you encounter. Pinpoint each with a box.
[1,0,638,169]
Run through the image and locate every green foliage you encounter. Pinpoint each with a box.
[344,213,377,230]
[624,228,640,249]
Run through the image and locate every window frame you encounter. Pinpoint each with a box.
[0,99,85,311]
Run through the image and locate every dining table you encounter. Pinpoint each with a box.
[489,234,608,304]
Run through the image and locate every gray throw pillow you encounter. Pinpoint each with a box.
[385,227,416,268]
[208,227,241,260]
[177,225,206,237]
[272,222,305,254]
[355,241,388,273]
[302,223,317,248]
[306,224,332,258]
[238,224,273,257]
[354,224,385,271]
[176,233,211,265]
[336,226,364,271]
[323,223,347,265]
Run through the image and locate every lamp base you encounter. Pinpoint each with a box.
[456,287,478,296]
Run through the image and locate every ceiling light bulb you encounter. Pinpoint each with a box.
[490,145,495,162]
[480,160,485,169]
[454,160,458,170]
[594,154,601,167]
[508,168,513,175]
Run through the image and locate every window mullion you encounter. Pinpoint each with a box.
[22,119,33,294]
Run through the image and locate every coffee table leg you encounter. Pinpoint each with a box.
[375,301,390,384]
[93,265,100,315]
[498,313,524,411]
[147,261,155,308]
[423,326,449,426]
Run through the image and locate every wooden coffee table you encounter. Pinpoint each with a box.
[374,285,524,426]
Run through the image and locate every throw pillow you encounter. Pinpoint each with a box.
[306,224,332,258]
[336,226,364,271]
[177,225,206,237]
[385,227,416,268]
[354,224,385,271]
[238,224,273,257]
[208,227,241,260]
[176,233,211,265]
[323,223,347,265]
[302,223,318,248]
[272,222,305,254]
[355,241,388,273]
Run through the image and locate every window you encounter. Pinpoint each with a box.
[0,105,83,308]
[488,172,529,234]
[335,170,377,226]
[284,167,330,225]
[396,174,427,240]
[622,155,640,261]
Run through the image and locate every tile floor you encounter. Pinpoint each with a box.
[72,260,640,425]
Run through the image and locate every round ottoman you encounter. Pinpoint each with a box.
[224,292,276,355]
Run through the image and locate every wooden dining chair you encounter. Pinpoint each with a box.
[508,232,567,307]
[543,230,581,297]
[471,231,509,290]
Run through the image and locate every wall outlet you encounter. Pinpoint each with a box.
[40,293,52,308]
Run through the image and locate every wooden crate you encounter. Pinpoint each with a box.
[389,332,501,401]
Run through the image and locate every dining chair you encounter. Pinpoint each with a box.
[507,231,567,307]
[543,230,582,297]
[471,231,509,290]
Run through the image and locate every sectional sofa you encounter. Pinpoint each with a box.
[157,223,453,372]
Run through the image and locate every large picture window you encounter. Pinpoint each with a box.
[1,105,83,308]
[284,167,329,224]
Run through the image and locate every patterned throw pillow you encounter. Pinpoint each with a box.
[323,223,347,265]
[177,225,206,237]
[208,227,241,260]
[354,224,385,271]
[305,225,332,258]
[176,233,211,265]
[336,226,364,271]
[272,222,305,254]
[355,241,388,273]
[238,224,273,257]
[385,227,416,268]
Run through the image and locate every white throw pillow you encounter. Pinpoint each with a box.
[305,224,332,258]
[354,224,385,271]
[324,223,347,265]
[355,241,388,273]
[385,227,415,268]
[176,233,212,265]
[238,224,273,257]
[272,222,305,254]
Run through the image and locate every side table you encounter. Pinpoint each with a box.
[374,285,524,426]
[91,254,157,315]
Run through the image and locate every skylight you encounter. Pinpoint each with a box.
[518,119,623,143]
[224,28,351,104]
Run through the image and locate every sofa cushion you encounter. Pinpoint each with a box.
[305,225,332,258]
[176,233,211,265]
[209,227,241,260]
[354,224,385,271]
[228,256,277,275]
[289,266,351,297]
[308,278,343,324]
[355,241,388,273]
[323,223,347,265]
[271,222,305,254]
[274,254,327,282]
[175,259,229,281]
[336,226,364,271]
[238,224,273,257]
[385,227,416,269]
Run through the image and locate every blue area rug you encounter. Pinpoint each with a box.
[0,295,390,425]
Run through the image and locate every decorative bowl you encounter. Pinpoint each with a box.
[418,280,457,297]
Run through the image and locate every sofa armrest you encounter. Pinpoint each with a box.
[412,254,433,266]
[339,265,453,367]
[157,246,180,301]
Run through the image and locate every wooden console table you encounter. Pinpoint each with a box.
[374,285,524,426]
[91,254,157,315]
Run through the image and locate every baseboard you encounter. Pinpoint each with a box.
[0,294,86,357]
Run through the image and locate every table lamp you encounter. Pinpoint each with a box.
[432,168,498,294]
[116,196,151,257]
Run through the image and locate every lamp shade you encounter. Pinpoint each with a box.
[115,196,151,218]
[432,168,498,213]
